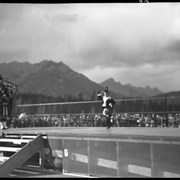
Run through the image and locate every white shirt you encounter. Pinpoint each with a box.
[102,96,111,108]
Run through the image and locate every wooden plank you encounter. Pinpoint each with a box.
[0,139,31,144]
[4,133,46,139]
[0,134,44,177]
[0,147,21,152]
[0,156,9,161]
[21,136,37,139]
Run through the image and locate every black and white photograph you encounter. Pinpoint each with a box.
[0,1,180,178]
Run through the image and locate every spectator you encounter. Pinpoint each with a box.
[9,112,180,129]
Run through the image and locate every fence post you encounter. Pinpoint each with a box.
[87,140,90,176]
[116,141,120,176]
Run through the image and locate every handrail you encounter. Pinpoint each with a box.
[0,134,44,177]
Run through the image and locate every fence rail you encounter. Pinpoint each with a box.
[17,96,177,107]
[16,96,180,116]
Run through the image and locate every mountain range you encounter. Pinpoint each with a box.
[0,60,164,99]
[100,78,163,97]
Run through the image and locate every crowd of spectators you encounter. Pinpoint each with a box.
[9,112,180,128]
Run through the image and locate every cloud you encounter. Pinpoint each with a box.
[165,39,180,55]
[0,48,31,62]
[1,3,180,92]
[58,3,180,71]
[0,3,23,21]
[81,62,180,92]
[1,3,180,68]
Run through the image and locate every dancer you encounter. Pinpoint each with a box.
[97,87,116,129]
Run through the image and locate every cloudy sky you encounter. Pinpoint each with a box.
[0,3,180,92]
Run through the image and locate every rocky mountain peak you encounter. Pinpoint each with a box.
[100,78,163,97]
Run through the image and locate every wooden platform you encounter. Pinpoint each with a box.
[2,127,180,177]
[4,126,180,139]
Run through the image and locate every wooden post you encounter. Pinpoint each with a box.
[116,141,120,177]
[87,140,90,176]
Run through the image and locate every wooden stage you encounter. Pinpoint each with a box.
[4,126,180,139]
[2,127,180,177]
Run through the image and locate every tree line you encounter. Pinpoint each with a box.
[13,92,180,116]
